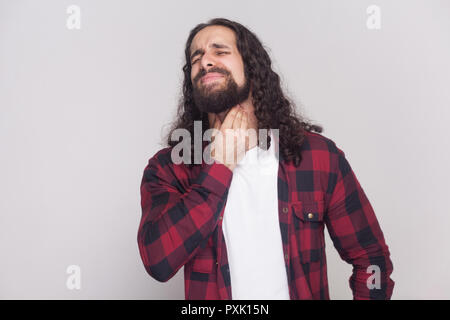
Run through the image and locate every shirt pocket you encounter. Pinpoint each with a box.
[292,200,326,264]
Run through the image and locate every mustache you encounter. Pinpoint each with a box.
[194,68,229,84]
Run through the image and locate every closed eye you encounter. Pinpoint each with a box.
[192,51,229,64]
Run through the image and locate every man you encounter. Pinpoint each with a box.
[137,18,394,300]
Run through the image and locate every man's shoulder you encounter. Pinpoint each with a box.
[145,145,176,169]
[145,145,202,172]
[302,130,344,156]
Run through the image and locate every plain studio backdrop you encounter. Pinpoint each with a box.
[1,0,449,299]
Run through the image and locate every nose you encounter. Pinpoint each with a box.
[199,51,215,70]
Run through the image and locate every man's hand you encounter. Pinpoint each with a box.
[210,105,252,171]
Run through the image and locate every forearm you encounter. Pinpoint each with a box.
[326,146,395,299]
[137,160,232,282]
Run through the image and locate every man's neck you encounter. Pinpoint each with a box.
[208,96,258,132]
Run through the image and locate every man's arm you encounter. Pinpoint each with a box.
[325,145,395,299]
[137,150,233,282]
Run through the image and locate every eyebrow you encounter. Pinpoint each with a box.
[190,43,231,62]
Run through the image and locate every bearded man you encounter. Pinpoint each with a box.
[137,18,394,300]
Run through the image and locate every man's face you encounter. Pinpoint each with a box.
[189,25,250,115]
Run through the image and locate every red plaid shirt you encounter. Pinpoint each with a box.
[137,131,394,299]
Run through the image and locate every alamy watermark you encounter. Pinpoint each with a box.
[170,120,279,166]
[366,264,381,290]
[66,5,81,30]
[66,264,81,290]
[366,5,381,30]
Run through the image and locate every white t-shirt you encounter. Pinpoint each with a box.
[222,130,290,300]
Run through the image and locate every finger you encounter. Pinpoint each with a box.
[211,115,221,141]
[245,133,249,151]
[232,109,243,130]
[221,105,241,129]
[213,115,221,130]
[240,112,249,150]
[240,111,248,130]
[208,113,216,128]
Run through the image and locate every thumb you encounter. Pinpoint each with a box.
[213,115,221,131]
[210,115,221,140]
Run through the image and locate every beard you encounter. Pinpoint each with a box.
[192,68,251,114]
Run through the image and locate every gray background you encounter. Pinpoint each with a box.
[1,0,449,299]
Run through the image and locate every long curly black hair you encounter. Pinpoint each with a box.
[164,17,322,167]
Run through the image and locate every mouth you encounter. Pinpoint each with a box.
[201,72,224,84]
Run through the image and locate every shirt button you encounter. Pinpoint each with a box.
[307,213,314,219]
[282,207,288,213]
[284,254,288,260]
[219,216,223,220]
